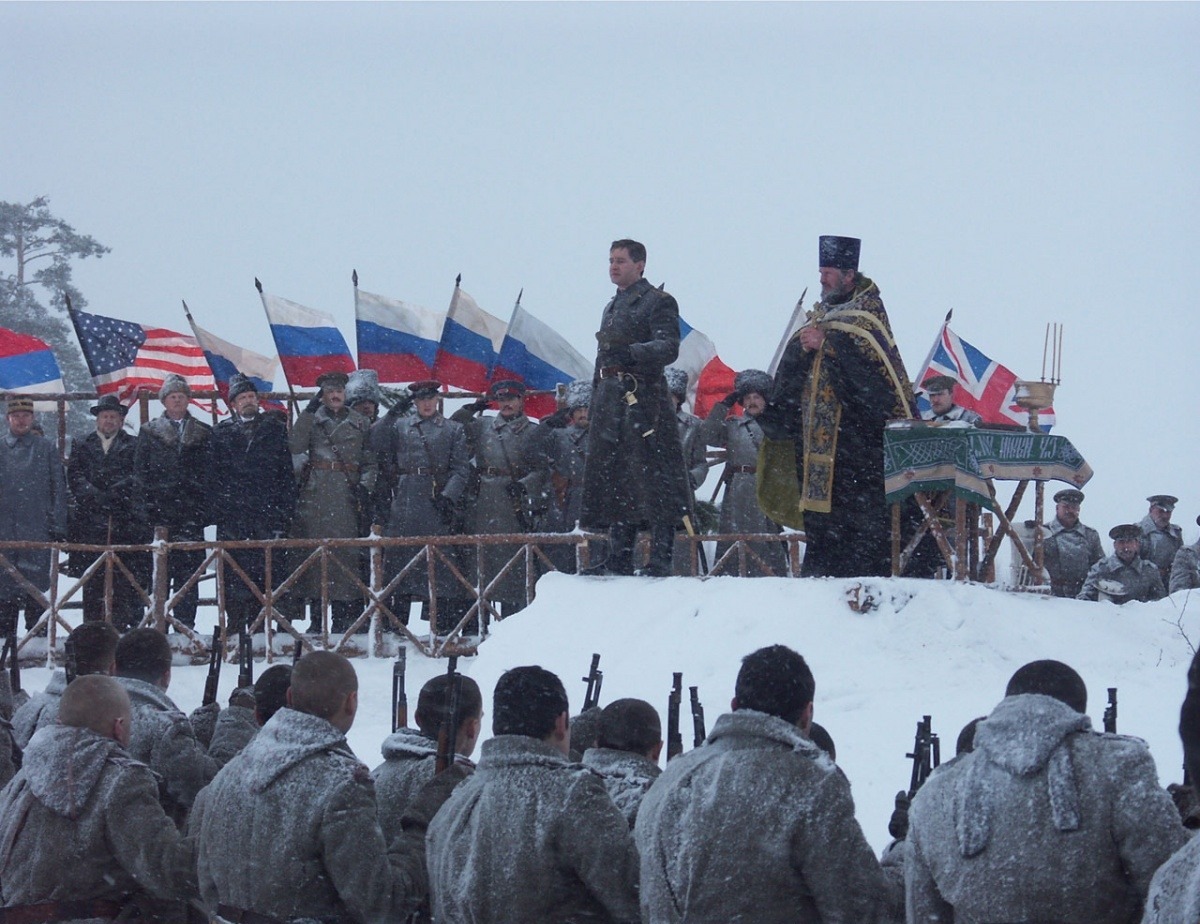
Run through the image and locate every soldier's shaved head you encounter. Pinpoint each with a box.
[58,675,132,742]
[289,651,358,724]
[597,698,661,756]
[115,628,173,685]
[1006,660,1088,714]
[67,622,120,676]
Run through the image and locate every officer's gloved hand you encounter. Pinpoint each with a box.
[304,393,323,415]
[401,761,473,833]
[542,407,571,429]
[387,395,414,418]
[505,481,527,499]
[465,397,490,414]
[887,790,910,840]
[721,391,740,407]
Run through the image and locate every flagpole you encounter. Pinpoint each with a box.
[914,308,953,389]
[767,288,807,377]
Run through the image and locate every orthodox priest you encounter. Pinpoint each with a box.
[760,235,916,577]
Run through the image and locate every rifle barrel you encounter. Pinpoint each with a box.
[393,648,408,733]
[667,672,683,760]
[436,656,462,774]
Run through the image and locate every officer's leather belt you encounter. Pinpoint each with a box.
[729,465,757,474]
[598,366,640,379]
[217,905,288,924]
[310,461,359,473]
[397,467,433,476]
[479,467,512,477]
[0,900,124,924]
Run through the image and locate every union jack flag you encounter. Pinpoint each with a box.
[914,317,1055,431]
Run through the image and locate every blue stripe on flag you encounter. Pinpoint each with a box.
[356,320,439,367]
[0,350,62,390]
[440,319,497,368]
[270,324,353,359]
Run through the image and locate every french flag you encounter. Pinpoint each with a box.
[915,317,1056,431]
[431,278,508,394]
[491,297,592,419]
[184,303,284,411]
[0,327,65,411]
[675,316,736,419]
[259,286,355,388]
[354,280,443,384]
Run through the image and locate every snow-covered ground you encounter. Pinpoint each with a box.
[18,573,1197,853]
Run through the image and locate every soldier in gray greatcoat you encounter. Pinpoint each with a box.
[665,367,709,576]
[427,665,640,924]
[114,628,218,825]
[452,380,552,617]
[1140,494,1184,587]
[1079,523,1167,603]
[0,395,68,637]
[289,372,378,635]
[580,239,692,577]
[1042,488,1104,598]
[1169,515,1200,594]
[907,660,1186,924]
[207,663,292,768]
[373,379,472,632]
[540,380,596,573]
[12,621,119,748]
[580,698,662,827]
[700,369,788,577]
[0,676,198,918]
[635,645,893,924]
[189,651,428,924]
[373,672,482,843]
[346,368,383,423]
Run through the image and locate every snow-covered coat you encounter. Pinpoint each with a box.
[373,728,438,843]
[0,431,67,601]
[1140,514,1184,585]
[906,693,1187,924]
[635,709,893,924]
[700,407,787,576]
[677,409,709,492]
[1042,516,1105,598]
[0,725,196,907]
[206,703,258,768]
[1078,553,1166,602]
[66,428,144,568]
[133,414,212,538]
[581,746,660,827]
[289,406,377,601]
[426,734,640,924]
[544,423,589,533]
[1169,543,1200,595]
[11,669,66,748]
[116,676,218,823]
[1142,833,1200,924]
[189,707,426,924]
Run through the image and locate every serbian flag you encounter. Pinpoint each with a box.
[183,302,283,412]
[259,285,355,388]
[431,278,507,393]
[491,296,592,418]
[915,313,1056,431]
[353,279,443,384]
[676,316,736,418]
[0,327,65,411]
[67,303,216,405]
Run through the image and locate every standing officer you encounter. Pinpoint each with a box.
[1078,524,1166,603]
[1140,494,1183,587]
[1041,488,1104,598]
[580,239,691,577]
[920,375,983,424]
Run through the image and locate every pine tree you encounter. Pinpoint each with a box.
[0,196,110,430]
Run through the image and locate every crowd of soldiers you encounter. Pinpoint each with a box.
[2,626,1200,923]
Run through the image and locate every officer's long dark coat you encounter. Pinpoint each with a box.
[133,415,213,540]
[580,278,691,530]
[66,429,144,573]
[0,432,67,601]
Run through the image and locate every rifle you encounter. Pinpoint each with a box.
[202,632,223,707]
[237,626,253,690]
[689,685,706,748]
[392,647,408,732]
[1103,687,1118,734]
[64,632,79,686]
[435,656,463,774]
[581,653,603,712]
[889,715,941,840]
[667,672,683,761]
[1,634,18,696]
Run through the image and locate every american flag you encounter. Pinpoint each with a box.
[914,320,1055,431]
[69,306,216,403]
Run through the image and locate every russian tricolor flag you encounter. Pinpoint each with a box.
[491,298,592,419]
[259,288,355,388]
[354,284,443,384]
[431,280,508,394]
[184,304,283,411]
[675,316,736,418]
[0,327,65,411]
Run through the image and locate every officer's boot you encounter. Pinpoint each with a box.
[637,525,676,577]
[603,523,638,576]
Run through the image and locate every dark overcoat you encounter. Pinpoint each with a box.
[580,278,691,530]
[67,429,144,550]
[133,414,213,539]
[0,432,68,600]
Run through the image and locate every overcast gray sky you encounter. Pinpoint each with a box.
[4,1,1198,538]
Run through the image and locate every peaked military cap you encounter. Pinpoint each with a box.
[489,379,526,399]
[1147,494,1178,511]
[6,396,34,414]
[818,235,861,271]
[90,394,129,417]
[922,374,959,395]
[1109,524,1141,541]
[408,380,442,399]
[316,371,349,390]
[1053,489,1085,505]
